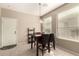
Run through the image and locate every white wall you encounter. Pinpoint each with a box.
[0,8,2,47]
[17,14,40,44]
[1,8,41,45]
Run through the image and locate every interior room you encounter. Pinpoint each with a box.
[0,3,79,56]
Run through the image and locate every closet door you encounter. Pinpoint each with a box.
[2,17,16,47]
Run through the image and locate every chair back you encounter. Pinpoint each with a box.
[42,34,50,46]
[27,28,35,43]
[50,33,55,42]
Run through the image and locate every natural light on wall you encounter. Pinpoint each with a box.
[57,6,79,42]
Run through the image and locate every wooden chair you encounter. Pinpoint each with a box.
[50,33,55,50]
[37,34,50,56]
[27,28,35,49]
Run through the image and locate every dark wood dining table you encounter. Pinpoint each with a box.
[31,32,55,56]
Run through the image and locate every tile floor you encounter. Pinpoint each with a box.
[0,43,79,56]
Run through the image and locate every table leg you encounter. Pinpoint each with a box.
[36,40,38,56]
[53,39,55,50]
[48,42,50,53]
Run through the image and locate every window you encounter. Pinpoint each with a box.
[43,16,52,34]
[57,6,79,41]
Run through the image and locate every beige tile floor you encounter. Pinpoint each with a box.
[0,43,78,56]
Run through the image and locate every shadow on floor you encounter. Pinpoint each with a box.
[0,44,17,50]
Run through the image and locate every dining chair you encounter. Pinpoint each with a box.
[27,28,35,49]
[50,33,55,50]
[37,34,50,56]
[33,32,42,46]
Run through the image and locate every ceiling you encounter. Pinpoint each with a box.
[0,3,64,16]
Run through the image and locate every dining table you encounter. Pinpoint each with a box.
[30,32,55,56]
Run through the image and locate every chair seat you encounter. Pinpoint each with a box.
[38,45,48,51]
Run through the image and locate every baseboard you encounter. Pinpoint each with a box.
[0,44,17,50]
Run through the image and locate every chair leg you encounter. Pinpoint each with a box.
[31,36,33,49]
[53,40,55,50]
[31,42,33,49]
[42,50,44,56]
[42,45,44,56]
[36,41,39,56]
[34,41,36,47]
[48,43,50,53]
